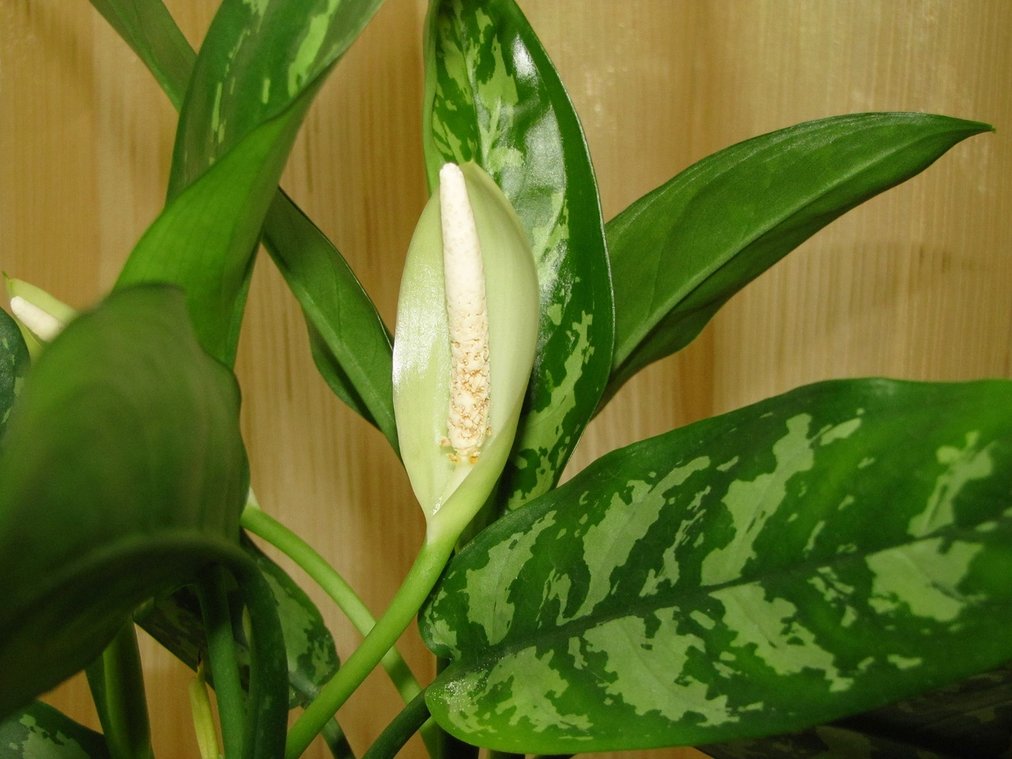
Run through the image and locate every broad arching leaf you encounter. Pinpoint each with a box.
[605,114,991,403]
[424,0,614,509]
[0,286,249,719]
[421,378,1012,753]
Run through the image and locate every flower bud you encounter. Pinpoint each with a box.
[393,163,538,543]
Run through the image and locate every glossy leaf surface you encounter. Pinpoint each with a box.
[421,378,1012,753]
[136,537,340,709]
[0,309,29,438]
[0,286,249,719]
[605,114,991,401]
[424,0,614,508]
[0,701,111,758]
[116,0,385,366]
[706,664,1012,758]
[93,0,397,440]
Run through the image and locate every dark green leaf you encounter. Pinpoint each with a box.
[421,378,1012,753]
[706,664,1012,759]
[88,0,193,110]
[0,701,111,758]
[605,113,992,402]
[135,535,340,710]
[0,286,249,719]
[264,192,396,449]
[0,309,30,438]
[424,0,614,508]
[115,0,385,366]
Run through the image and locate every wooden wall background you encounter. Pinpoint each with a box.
[2,1,1010,757]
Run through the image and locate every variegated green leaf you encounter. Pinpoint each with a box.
[92,0,397,443]
[135,537,339,710]
[421,378,1012,753]
[0,701,110,758]
[705,664,1012,758]
[605,113,991,403]
[424,0,614,509]
[116,0,385,366]
[0,309,29,438]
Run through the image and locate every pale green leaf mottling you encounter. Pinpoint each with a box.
[543,569,572,625]
[701,415,817,584]
[887,654,923,670]
[867,538,984,623]
[718,584,853,692]
[573,456,709,618]
[642,486,710,595]
[16,714,89,759]
[463,511,557,646]
[717,456,740,472]
[511,312,595,502]
[808,569,860,627]
[287,0,339,95]
[446,647,592,736]
[211,82,225,144]
[583,612,733,724]
[819,416,862,444]
[908,432,994,535]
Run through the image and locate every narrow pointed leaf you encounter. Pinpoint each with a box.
[89,0,193,110]
[0,309,29,438]
[605,113,992,401]
[424,0,614,508]
[421,378,1012,753]
[705,664,1012,758]
[264,192,396,448]
[116,0,385,366]
[0,286,249,719]
[0,701,111,758]
[92,0,396,441]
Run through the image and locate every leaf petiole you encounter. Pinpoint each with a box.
[196,565,246,758]
[284,535,456,759]
[240,502,425,705]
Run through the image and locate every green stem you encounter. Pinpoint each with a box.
[196,565,246,758]
[241,506,427,697]
[86,622,154,759]
[361,690,430,759]
[285,536,456,759]
[320,719,356,759]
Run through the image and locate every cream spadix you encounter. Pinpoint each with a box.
[393,162,538,543]
[5,277,76,358]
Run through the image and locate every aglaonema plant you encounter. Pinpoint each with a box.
[1,1,1009,758]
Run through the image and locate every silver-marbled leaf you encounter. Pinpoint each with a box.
[421,378,1012,754]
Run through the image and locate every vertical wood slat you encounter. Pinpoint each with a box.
[1,2,1009,757]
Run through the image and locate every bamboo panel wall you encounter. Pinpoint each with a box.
[2,1,1010,757]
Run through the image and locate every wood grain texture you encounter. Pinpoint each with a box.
[1,1,1009,757]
